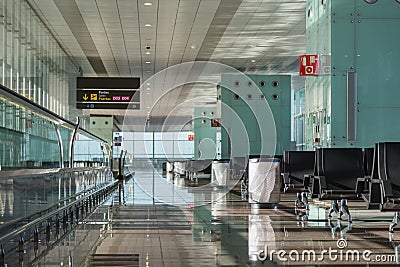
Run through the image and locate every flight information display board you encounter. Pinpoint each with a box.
[76,77,140,109]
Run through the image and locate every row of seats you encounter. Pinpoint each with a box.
[282,143,400,232]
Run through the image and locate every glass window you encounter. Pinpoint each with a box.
[0,0,76,117]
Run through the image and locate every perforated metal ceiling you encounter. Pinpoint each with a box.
[28,0,306,129]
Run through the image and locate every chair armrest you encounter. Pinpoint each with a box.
[380,179,393,199]
[281,173,290,184]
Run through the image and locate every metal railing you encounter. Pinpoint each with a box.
[0,84,106,145]
[0,167,112,234]
[0,170,117,266]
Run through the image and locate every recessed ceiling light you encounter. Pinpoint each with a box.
[147,106,150,109]
[145,24,152,27]
[251,59,256,63]
[146,92,150,95]
[144,2,152,6]
[190,45,196,49]
[146,52,151,55]
[147,87,150,90]
[145,61,151,64]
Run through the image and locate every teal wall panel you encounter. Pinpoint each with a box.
[193,107,217,160]
[305,0,400,149]
[220,74,291,158]
[330,0,354,19]
[356,1,400,18]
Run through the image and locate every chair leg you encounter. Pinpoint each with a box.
[295,192,302,207]
[295,192,310,210]
[328,219,341,238]
[328,200,339,218]
[301,192,310,210]
[389,212,400,233]
[340,199,352,222]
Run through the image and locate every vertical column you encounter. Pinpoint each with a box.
[15,0,21,94]
[32,13,38,104]
[0,0,5,85]
[8,0,14,89]
[27,4,32,100]
[20,1,27,98]
[43,29,48,110]
[2,0,8,87]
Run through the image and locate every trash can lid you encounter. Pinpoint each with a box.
[212,159,230,163]
[249,157,280,163]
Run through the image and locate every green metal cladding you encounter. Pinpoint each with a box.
[219,74,291,159]
[305,0,400,149]
[193,107,217,160]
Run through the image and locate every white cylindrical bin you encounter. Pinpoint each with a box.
[166,172,174,182]
[211,160,230,187]
[167,162,174,172]
[248,157,281,208]
[174,161,187,176]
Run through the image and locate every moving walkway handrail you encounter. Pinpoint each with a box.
[0,83,107,145]
[69,117,81,168]
[0,166,109,180]
[0,166,112,233]
[53,123,65,168]
[0,180,104,233]
[0,179,118,245]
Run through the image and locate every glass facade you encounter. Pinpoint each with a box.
[0,86,109,170]
[74,134,107,165]
[114,131,195,167]
[0,0,75,117]
[0,96,69,169]
[0,0,93,169]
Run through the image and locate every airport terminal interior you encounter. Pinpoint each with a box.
[1,0,400,266]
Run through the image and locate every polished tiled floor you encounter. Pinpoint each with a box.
[38,169,400,266]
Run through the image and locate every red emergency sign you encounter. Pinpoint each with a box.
[299,54,319,76]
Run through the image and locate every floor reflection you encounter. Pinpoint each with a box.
[36,169,400,266]
[0,173,106,228]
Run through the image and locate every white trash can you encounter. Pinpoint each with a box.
[167,162,174,173]
[211,160,230,187]
[248,157,281,208]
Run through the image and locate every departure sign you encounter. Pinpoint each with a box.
[76,89,140,109]
[76,77,140,109]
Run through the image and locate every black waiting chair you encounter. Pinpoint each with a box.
[282,151,315,209]
[313,148,365,222]
[356,145,382,209]
[376,142,400,232]
[309,148,323,198]
[364,147,375,177]
[282,151,315,192]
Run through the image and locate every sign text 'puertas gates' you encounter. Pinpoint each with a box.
[76,77,140,110]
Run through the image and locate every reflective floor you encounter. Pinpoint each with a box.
[36,169,400,266]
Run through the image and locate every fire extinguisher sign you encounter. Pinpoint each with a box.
[299,54,319,76]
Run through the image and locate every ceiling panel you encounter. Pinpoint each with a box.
[29,0,306,129]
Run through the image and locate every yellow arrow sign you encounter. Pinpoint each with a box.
[83,94,88,101]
